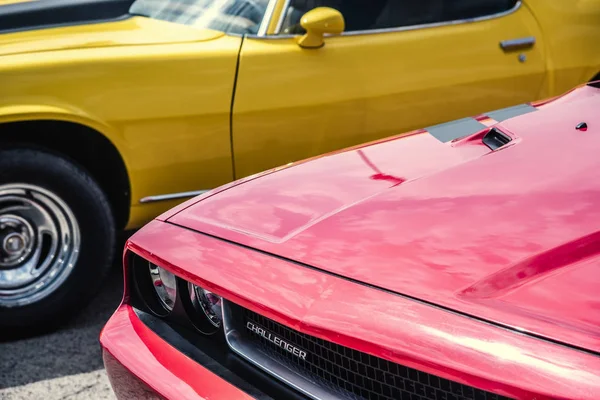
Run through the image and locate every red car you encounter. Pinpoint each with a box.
[101,82,600,400]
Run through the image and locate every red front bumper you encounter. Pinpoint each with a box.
[100,304,254,400]
[101,222,600,400]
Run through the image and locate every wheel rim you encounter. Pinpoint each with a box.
[0,184,80,307]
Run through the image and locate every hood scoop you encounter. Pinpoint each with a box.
[482,128,512,150]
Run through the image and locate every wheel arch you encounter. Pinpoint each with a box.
[0,113,131,230]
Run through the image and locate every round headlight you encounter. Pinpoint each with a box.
[189,283,222,328]
[148,263,177,311]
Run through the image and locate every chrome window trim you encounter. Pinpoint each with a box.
[256,0,280,36]
[273,0,292,34]
[139,190,209,204]
[245,33,294,40]
[269,0,522,37]
[222,300,332,400]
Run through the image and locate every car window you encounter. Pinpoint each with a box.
[130,0,271,35]
[278,0,518,34]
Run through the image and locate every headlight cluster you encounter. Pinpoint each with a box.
[131,253,223,335]
[149,263,177,311]
[189,282,223,328]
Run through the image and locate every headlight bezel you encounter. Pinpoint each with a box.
[184,282,223,335]
[130,252,224,336]
[148,262,178,312]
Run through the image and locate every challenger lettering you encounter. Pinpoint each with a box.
[246,321,307,360]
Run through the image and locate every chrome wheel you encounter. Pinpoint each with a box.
[0,184,80,307]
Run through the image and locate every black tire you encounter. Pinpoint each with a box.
[0,148,115,336]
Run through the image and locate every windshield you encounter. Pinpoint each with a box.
[130,0,272,35]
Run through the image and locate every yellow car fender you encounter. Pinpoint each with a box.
[0,103,130,171]
[0,102,136,225]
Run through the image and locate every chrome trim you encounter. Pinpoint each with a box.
[0,184,80,307]
[245,33,295,40]
[139,190,209,204]
[273,0,521,36]
[500,36,535,51]
[148,262,177,312]
[273,0,291,34]
[222,300,334,400]
[257,0,279,36]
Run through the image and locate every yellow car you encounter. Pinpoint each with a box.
[0,0,598,332]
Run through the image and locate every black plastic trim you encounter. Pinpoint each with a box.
[482,128,512,150]
[0,0,134,34]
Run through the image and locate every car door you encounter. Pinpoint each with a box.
[231,0,546,179]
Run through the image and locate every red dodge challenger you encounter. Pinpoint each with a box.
[101,82,600,400]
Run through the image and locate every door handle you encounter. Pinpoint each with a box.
[500,36,535,51]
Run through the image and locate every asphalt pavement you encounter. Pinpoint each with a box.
[0,266,123,399]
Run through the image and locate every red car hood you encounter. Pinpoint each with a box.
[168,85,600,353]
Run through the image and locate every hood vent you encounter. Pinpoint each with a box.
[482,128,512,150]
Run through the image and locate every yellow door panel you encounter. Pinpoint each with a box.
[232,3,546,178]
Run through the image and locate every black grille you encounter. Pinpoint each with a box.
[243,309,511,400]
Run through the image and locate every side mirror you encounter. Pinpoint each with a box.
[297,7,345,49]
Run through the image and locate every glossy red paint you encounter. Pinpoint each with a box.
[102,351,164,400]
[168,84,600,354]
[103,83,600,400]
[100,303,254,400]
[117,221,600,399]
